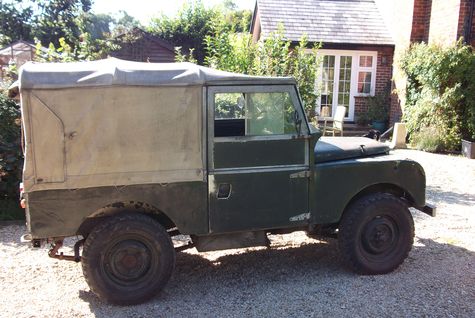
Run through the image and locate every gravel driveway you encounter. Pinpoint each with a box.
[1,149,474,317]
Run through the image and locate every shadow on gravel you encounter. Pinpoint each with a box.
[426,185,475,206]
[78,236,475,317]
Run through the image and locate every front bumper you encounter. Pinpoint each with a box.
[415,202,437,217]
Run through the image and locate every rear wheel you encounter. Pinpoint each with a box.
[82,213,175,305]
[338,194,414,275]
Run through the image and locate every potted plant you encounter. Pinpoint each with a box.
[365,82,391,132]
[355,111,366,127]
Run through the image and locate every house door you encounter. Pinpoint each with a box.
[207,85,311,234]
[317,50,379,121]
[319,55,353,120]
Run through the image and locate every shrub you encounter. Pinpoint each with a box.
[0,80,23,208]
[410,126,444,153]
[398,40,475,150]
[0,199,24,222]
[198,18,322,112]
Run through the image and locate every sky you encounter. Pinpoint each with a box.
[91,0,256,25]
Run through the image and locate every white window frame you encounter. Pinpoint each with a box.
[356,53,377,96]
[312,50,378,121]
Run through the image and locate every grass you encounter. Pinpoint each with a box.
[0,199,25,222]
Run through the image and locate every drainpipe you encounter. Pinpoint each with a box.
[468,0,475,43]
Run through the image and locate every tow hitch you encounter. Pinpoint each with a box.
[48,239,85,262]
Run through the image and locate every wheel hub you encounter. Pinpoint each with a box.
[108,241,151,282]
[362,217,395,255]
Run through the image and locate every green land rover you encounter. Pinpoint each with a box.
[10,59,435,305]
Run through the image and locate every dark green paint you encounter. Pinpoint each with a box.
[209,170,308,233]
[213,138,306,169]
[311,157,426,224]
[26,182,208,239]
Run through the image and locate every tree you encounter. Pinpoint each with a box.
[112,10,141,34]
[222,0,252,33]
[148,0,218,65]
[0,1,35,46]
[83,12,114,40]
[33,0,92,48]
[180,15,322,112]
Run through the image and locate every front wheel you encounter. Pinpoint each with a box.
[81,213,175,305]
[338,194,414,275]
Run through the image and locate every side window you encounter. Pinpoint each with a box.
[357,55,376,95]
[214,92,297,137]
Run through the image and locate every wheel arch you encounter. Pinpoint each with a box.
[77,201,178,237]
[343,183,415,215]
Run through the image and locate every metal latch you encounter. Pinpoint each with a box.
[290,171,310,178]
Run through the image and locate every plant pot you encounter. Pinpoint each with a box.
[462,139,475,159]
[372,120,388,133]
[356,119,365,127]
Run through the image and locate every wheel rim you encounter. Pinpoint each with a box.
[101,235,158,290]
[360,215,401,262]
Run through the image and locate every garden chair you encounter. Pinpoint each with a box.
[322,106,346,137]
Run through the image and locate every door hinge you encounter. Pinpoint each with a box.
[290,171,310,178]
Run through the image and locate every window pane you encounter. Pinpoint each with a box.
[357,71,372,94]
[363,83,371,94]
[246,92,297,135]
[358,72,365,82]
[359,56,373,67]
[341,56,352,68]
[214,92,297,137]
[345,69,351,79]
[365,73,372,82]
[358,83,364,93]
[215,93,245,119]
[366,56,373,67]
[339,69,345,79]
[321,55,335,117]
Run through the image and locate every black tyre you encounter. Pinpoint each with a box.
[82,213,175,305]
[338,194,414,275]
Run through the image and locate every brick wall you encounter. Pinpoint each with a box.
[458,0,475,45]
[412,0,432,42]
[377,0,475,128]
[428,0,462,44]
[354,51,394,124]
[382,0,417,50]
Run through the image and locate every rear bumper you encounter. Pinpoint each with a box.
[20,234,44,247]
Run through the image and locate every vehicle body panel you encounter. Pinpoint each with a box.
[10,59,431,245]
[24,182,208,239]
[311,156,426,224]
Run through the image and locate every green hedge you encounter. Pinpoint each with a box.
[0,80,23,220]
[399,41,475,151]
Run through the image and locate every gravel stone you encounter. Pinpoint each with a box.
[0,149,474,317]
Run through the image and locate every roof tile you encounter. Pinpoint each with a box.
[257,0,394,45]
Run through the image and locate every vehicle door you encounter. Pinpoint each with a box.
[207,85,311,233]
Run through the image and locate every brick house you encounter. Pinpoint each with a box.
[378,0,475,125]
[109,28,177,63]
[250,0,395,124]
[251,0,475,127]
